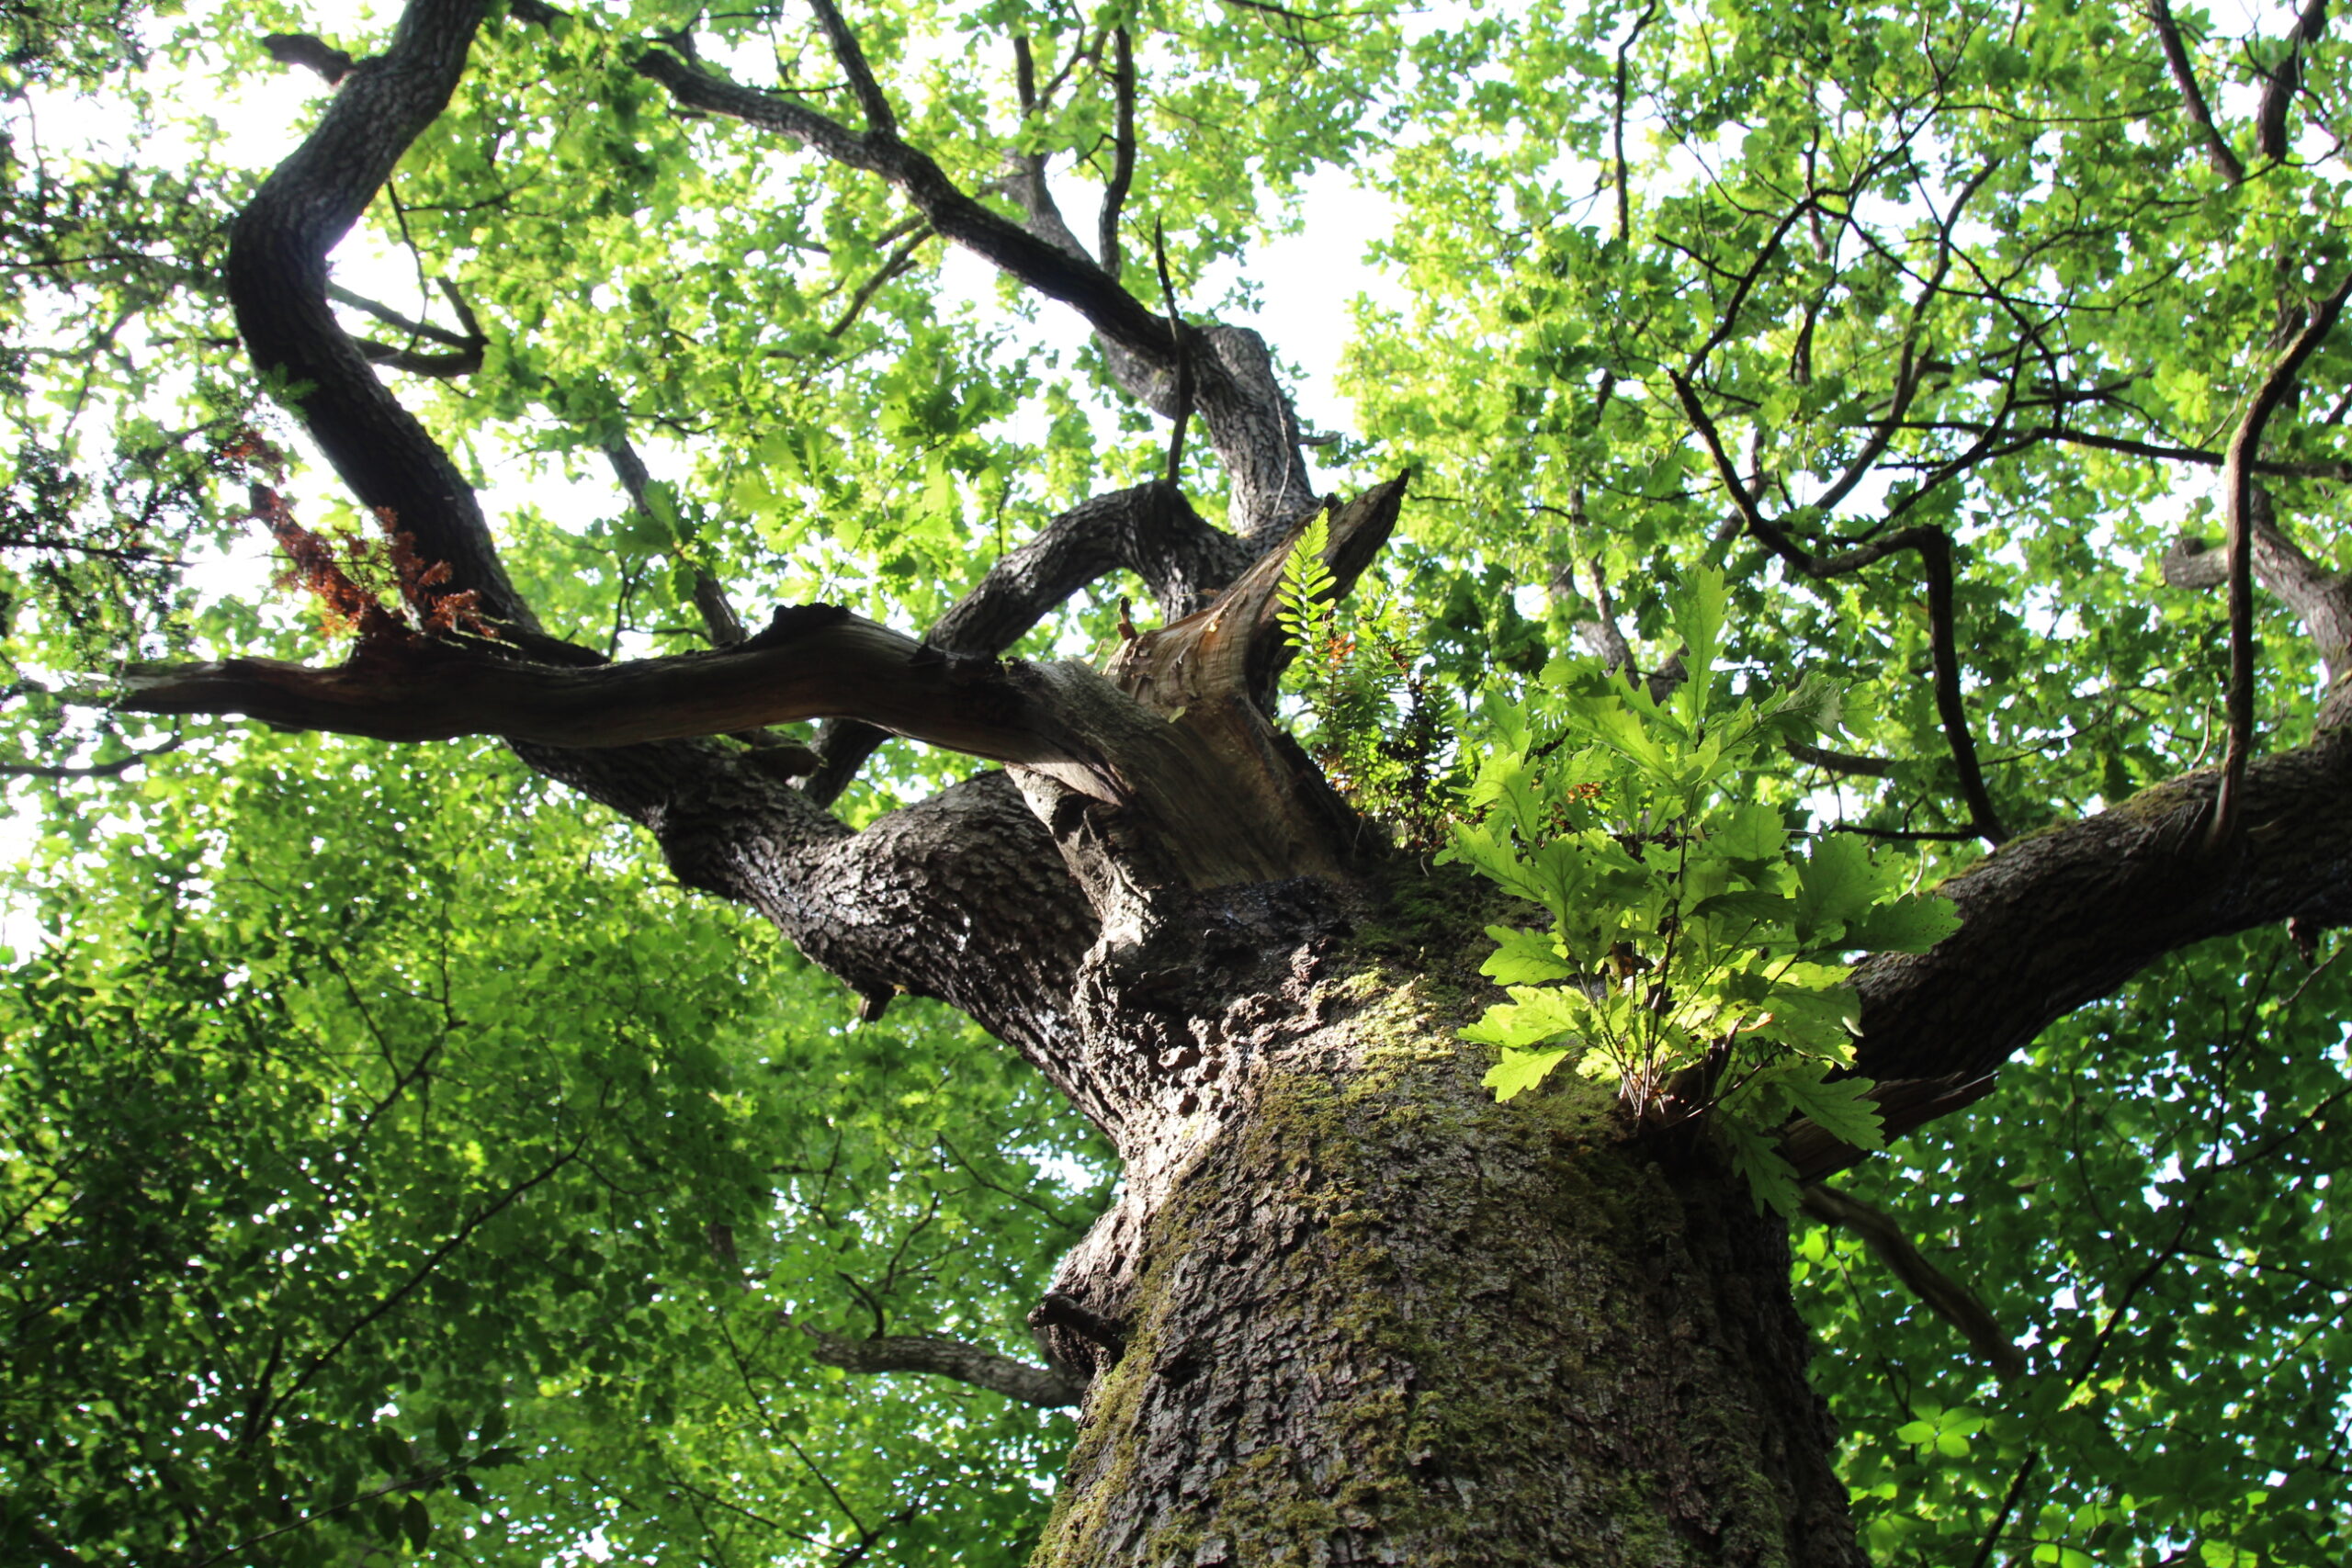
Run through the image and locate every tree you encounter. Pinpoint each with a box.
[6,0,2352,1561]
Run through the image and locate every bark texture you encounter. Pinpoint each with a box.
[1024,938,1862,1567]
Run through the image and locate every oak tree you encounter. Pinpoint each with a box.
[7,0,2352,1562]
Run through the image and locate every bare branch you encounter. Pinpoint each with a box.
[1784,740,1894,778]
[1800,1183,2026,1379]
[261,31,356,85]
[1670,371,2006,842]
[1099,26,1137,272]
[1609,2,1660,242]
[1153,220,1193,487]
[2256,0,2332,161]
[825,225,932,338]
[605,436,746,648]
[798,482,1250,804]
[231,0,543,636]
[1781,724,2352,1176]
[632,41,1316,541]
[113,610,1125,785]
[804,0,897,139]
[632,52,1165,354]
[0,735,181,780]
[325,280,478,350]
[793,1319,1080,1407]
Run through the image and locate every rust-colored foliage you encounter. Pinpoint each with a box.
[252,488,492,641]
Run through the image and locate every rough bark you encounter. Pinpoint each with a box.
[1023,931,1862,1567]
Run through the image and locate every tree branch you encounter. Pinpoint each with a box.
[2144,0,2247,184]
[797,481,1250,805]
[2256,0,2331,162]
[631,39,1316,540]
[1670,371,2006,842]
[1099,26,1136,272]
[261,31,356,85]
[793,1319,1080,1407]
[605,435,746,648]
[1790,724,2352,1173]
[805,0,898,138]
[231,0,542,636]
[2207,266,2352,855]
[1800,1182,2025,1378]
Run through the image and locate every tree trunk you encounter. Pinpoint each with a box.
[1031,954,1865,1568]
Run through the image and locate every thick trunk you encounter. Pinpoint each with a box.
[1033,968,1863,1567]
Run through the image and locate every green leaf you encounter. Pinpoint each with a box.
[1794,835,1877,941]
[401,1494,432,1551]
[1482,1046,1571,1101]
[1842,893,1963,953]
[1776,1069,1886,1152]
[1479,926,1576,985]
[1718,1119,1800,1217]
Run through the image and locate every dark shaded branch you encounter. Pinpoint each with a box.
[1939,420,2352,480]
[1784,740,1894,778]
[798,481,1250,805]
[2257,0,2331,161]
[261,31,356,85]
[826,228,931,339]
[1917,528,2007,844]
[605,435,748,648]
[1792,725,2352,1173]
[632,49,1166,359]
[2163,491,2352,726]
[1153,221,1193,486]
[1800,1183,2025,1378]
[1609,3,1660,242]
[793,1319,1080,1407]
[2144,0,2247,183]
[1967,1452,2041,1568]
[231,0,542,635]
[1669,371,2005,842]
[115,610,1132,785]
[326,279,478,349]
[1099,26,1136,272]
[631,39,1315,540]
[805,0,897,137]
[0,735,180,779]
[2208,267,2352,854]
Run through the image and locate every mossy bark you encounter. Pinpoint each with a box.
[1031,989,1864,1567]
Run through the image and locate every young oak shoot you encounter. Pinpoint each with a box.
[1442,570,1962,1214]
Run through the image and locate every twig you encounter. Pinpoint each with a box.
[1965,1450,2041,1568]
[825,224,932,337]
[0,734,181,778]
[1153,219,1193,486]
[1610,1,1660,243]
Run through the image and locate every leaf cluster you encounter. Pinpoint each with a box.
[1443,570,1958,1213]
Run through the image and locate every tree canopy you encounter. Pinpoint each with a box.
[5,0,2352,1562]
